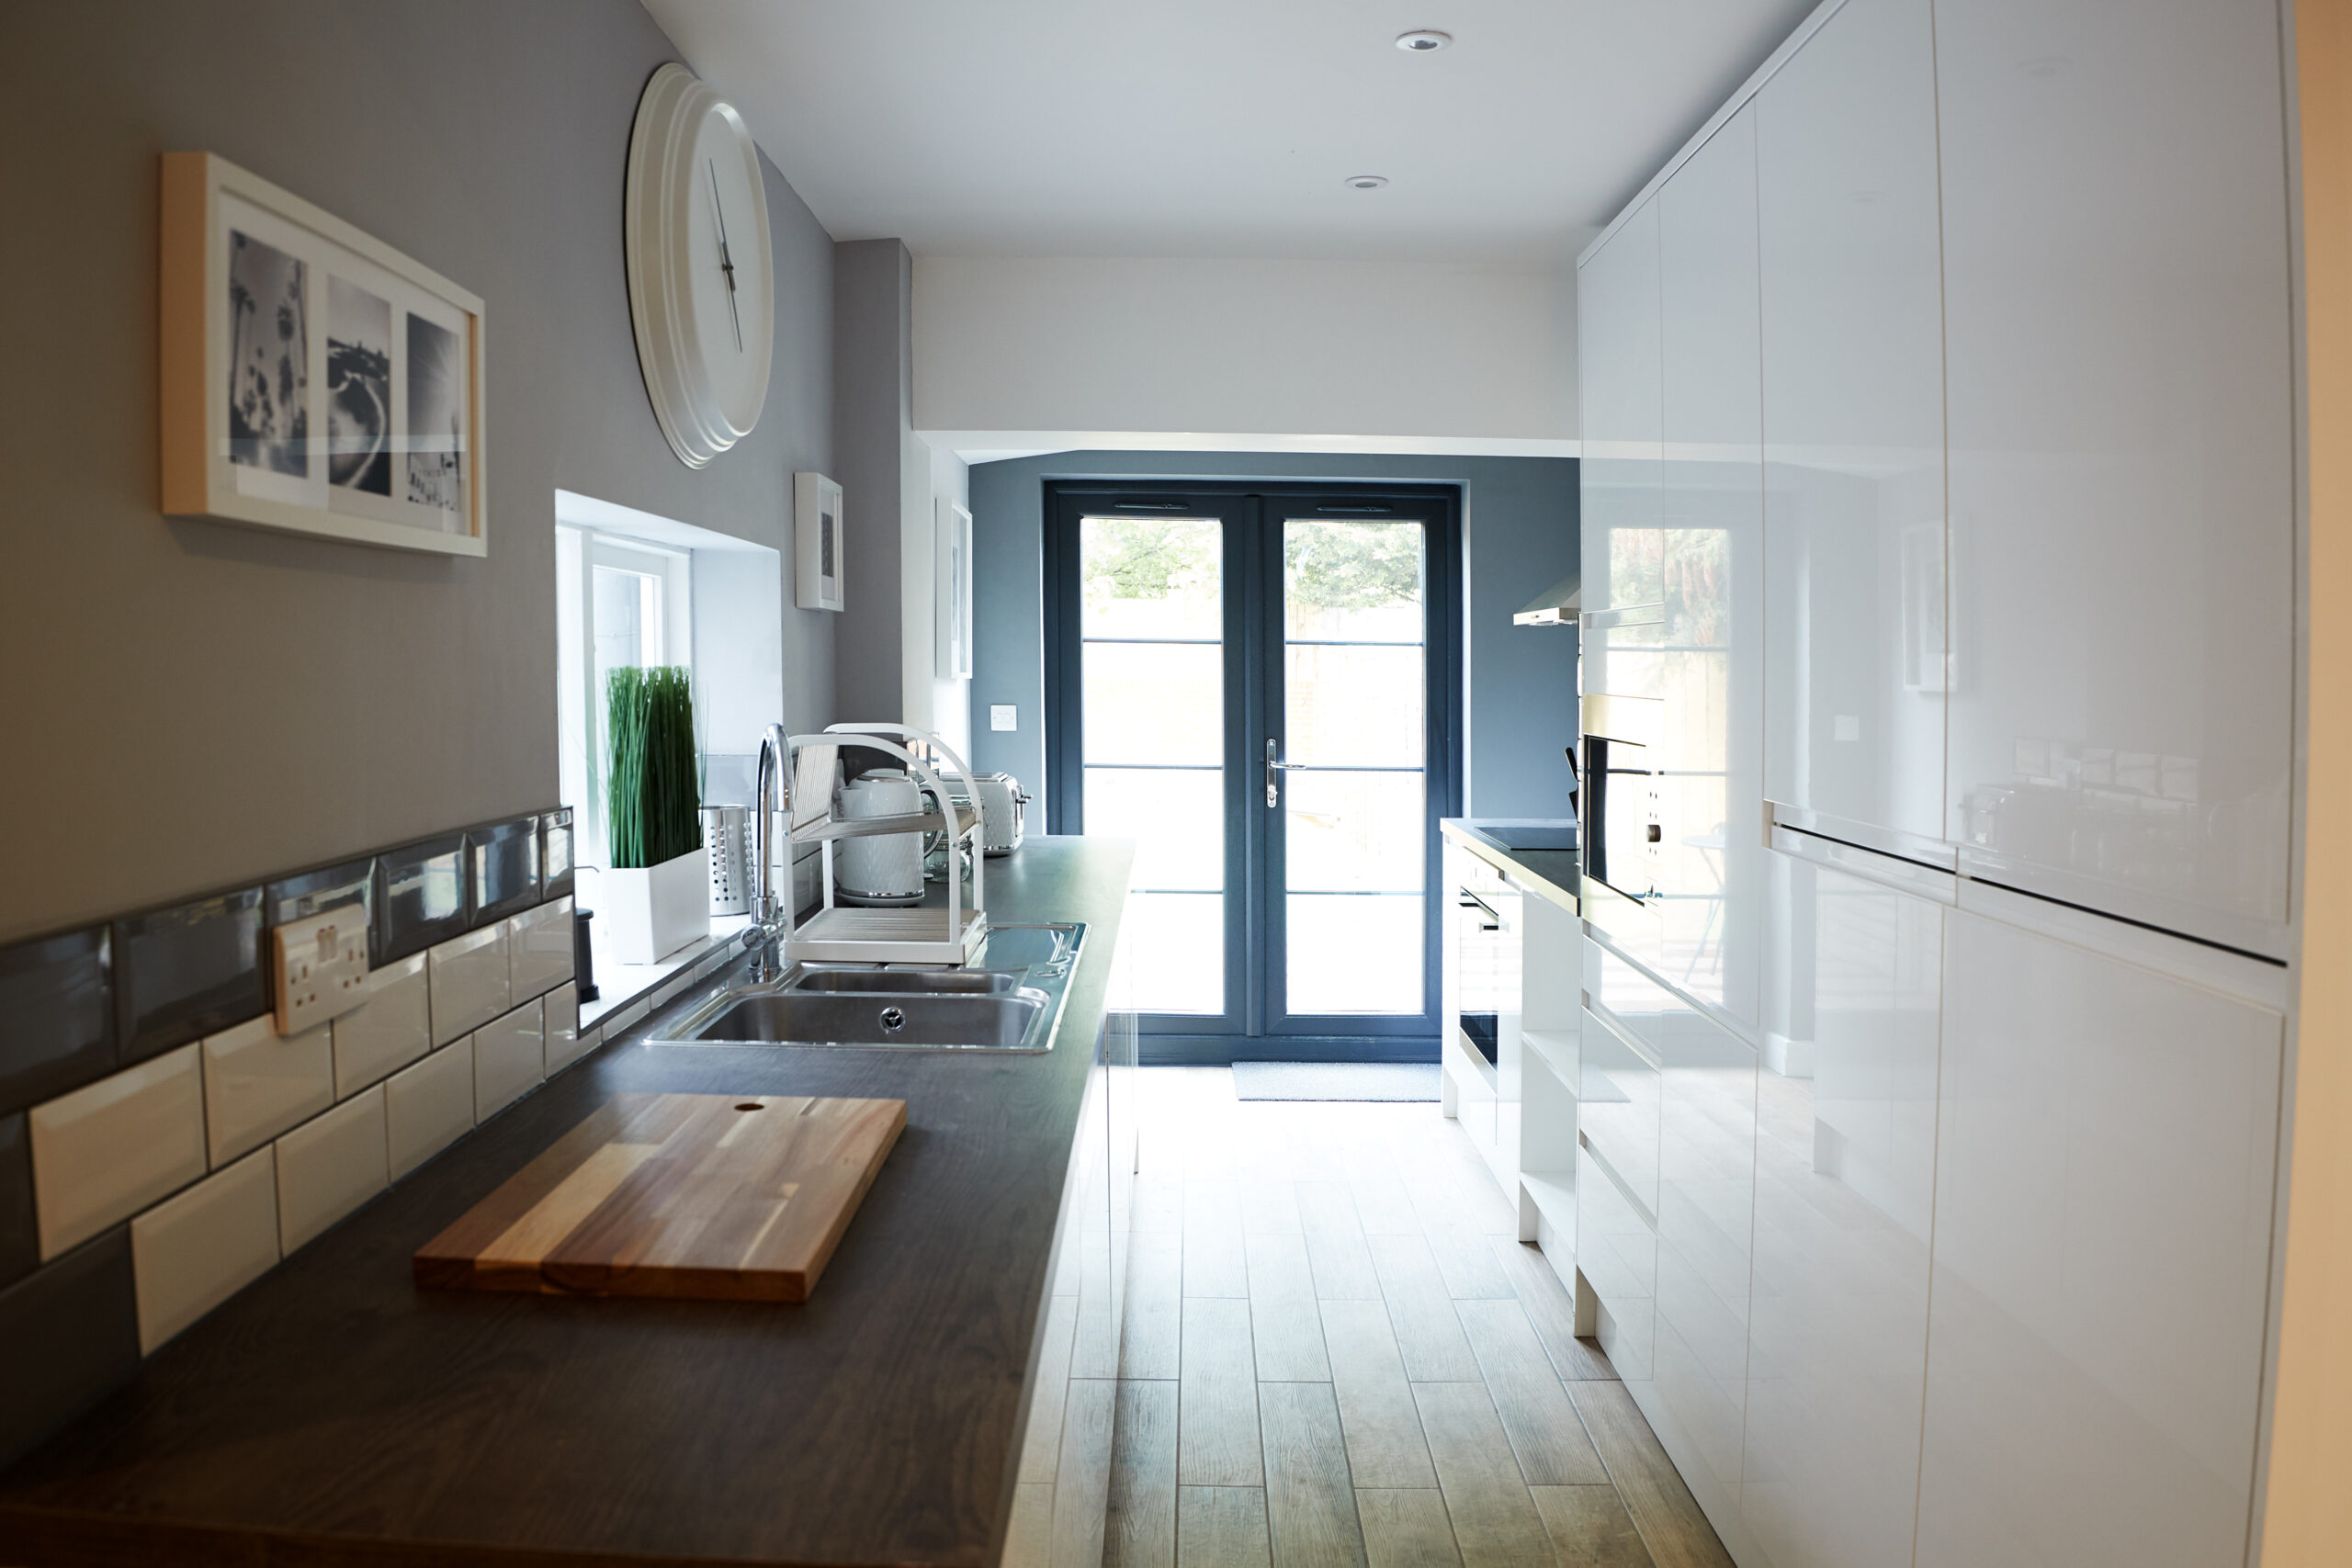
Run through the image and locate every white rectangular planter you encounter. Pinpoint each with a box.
[598,846,709,966]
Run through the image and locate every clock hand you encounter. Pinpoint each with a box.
[708,159,743,353]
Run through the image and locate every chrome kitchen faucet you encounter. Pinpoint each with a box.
[749,720,790,982]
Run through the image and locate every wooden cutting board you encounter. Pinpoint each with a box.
[413,1093,905,1303]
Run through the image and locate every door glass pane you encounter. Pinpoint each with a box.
[1286,895,1423,1014]
[1084,643,1221,763]
[1284,521,1427,642]
[1083,767,1223,891]
[1082,515,1225,1016]
[1285,644,1425,766]
[1282,518,1428,1016]
[1119,893,1225,1015]
[1082,516,1222,638]
[1284,770,1425,892]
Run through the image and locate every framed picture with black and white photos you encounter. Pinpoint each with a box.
[796,471,844,611]
[160,152,487,556]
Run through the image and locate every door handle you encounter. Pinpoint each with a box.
[1265,739,1305,807]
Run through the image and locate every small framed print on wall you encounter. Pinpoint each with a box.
[796,471,844,611]
[159,152,488,556]
[935,499,973,680]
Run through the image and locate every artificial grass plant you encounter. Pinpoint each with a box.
[605,665,702,869]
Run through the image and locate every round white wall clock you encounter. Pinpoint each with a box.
[625,63,775,469]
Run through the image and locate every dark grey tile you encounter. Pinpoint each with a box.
[542,807,575,899]
[375,833,467,964]
[469,818,540,925]
[0,1226,139,1469]
[0,1112,35,1292]
[113,890,265,1066]
[0,925,112,1118]
[265,854,374,930]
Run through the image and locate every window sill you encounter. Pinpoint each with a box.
[578,911,755,1038]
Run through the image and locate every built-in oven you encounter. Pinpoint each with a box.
[1579,691,1664,909]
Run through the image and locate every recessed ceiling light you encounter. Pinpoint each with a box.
[1396,30,1452,52]
[1345,175,1389,190]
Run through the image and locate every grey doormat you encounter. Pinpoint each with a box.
[1230,1062,1441,1101]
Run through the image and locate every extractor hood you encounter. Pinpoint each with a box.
[1512,573,1581,626]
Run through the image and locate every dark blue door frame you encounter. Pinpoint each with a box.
[1043,479,1464,1066]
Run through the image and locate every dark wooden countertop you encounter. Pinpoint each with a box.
[0,838,1136,1568]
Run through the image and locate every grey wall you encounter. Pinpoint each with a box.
[967,452,1579,823]
[0,0,836,943]
[829,238,974,747]
[831,239,913,727]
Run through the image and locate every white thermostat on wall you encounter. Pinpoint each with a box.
[625,63,775,469]
[990,705,1018,732]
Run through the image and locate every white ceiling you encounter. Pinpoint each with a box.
[640,0,1823,265]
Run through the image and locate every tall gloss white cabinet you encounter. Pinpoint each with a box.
[1657,107,1767,1033]
[1756,0,1948,856]
[1571,1,2302,1566]
[1646,104,1767,1529]
[1577,197,1668,974]
[1938,0,2297,953]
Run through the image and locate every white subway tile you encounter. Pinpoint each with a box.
[29,1045,207,1259]
[202,1015,334,1167]
[543,986,588,1075]
[428,924,510,1047]
[507,896,573,1001]
[130,1147,278,1353]
[333,952,430,1098]
[275,1087,388,1252]
[385,1038,475,1179]
[473,998,545,1121]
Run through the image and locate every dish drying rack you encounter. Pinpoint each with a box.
[775,723,988,965]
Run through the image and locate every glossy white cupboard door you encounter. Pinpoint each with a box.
[1742,855,1941,1568]
[1578,197,1668,964]
[1915,911,2281,1568]
[1656,105,1767,1032]
[1755,0,1947,855]
[1937,0,2295,949]
[1647,1000,1758,1532]
[1580,196,1665,630]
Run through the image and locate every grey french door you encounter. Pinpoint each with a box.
[1045,482,1462,1062]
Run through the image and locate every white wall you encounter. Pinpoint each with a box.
[913,255,1579,454]
[921,445,973,761]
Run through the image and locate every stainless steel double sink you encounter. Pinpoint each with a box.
[650,923,1084,1054]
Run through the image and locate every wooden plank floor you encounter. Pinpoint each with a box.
[1108,1067,1730,1568]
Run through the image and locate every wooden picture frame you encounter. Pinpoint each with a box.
[935,499,973,679]
[160,151,488,556]
[796,471,844,611]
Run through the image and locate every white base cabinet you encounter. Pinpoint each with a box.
[1440,833,1583,1245]
[1914,910,2282,1568]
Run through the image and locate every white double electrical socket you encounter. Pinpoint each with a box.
[273,908,371,1036]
